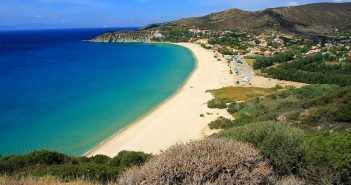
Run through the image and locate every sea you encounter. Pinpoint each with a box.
[0,28,195,156]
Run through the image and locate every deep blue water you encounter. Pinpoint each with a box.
[0,28,195,156]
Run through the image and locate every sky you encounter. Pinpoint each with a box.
[0,0,350,30]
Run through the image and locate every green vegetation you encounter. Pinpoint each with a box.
[0,150,151,183]
[153,28,193,42]
[334,101,351,122]
[207,98,227,109]
[208,117,235,129]
[253,51,294,69]
[265,53,351,86]
[227,102,238,114]
[304,133,351,184]
[229,85,351,131]
[215,122,306,175]
[0,175,97,185]
[219,47,234,55]
[208,32,249,50]
[209,84,351,184]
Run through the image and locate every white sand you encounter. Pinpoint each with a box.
[85,43,235,157]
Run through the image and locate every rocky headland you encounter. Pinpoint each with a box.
[91,30,158,42]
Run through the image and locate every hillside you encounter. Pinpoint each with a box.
[171,2,351,35]
[92,2,351,42]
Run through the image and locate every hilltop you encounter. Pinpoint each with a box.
[91,2,351,42]
[170,2,351,35]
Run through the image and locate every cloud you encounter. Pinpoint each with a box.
[287,1,298,6]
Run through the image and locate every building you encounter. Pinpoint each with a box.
[154,33,164,39]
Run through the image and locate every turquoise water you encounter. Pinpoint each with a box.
[0,29,195,156]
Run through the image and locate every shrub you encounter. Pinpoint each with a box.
[50,163,119,183]
[118,139,276,185]
[89,155,110,164]
[207,99,227,109]
[277,176,305,185]
[227,102,238,114]
[253,56,274,69]
[0,175,97,185]
[303,133,351,184]
[333,101,351,122]
[0,150,151,183]
[219,47,234,55]
[25,150,67,165]
[110,151,151,169]
[208,117,235,129]
[214,122,306,175]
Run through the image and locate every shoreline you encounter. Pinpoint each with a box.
[83,43,199,157]
[85,43,234,157]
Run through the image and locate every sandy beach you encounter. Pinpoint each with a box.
[85,43,235,157]
[85,42,305,157]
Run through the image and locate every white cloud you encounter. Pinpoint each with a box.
[287,1,298,6]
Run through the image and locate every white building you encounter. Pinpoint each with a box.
[154,33,164,39]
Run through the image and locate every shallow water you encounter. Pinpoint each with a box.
[0,28,195,155]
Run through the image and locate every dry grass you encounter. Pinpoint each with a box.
[325,61,339,65]
[245,58,263,75]
[118,139,276,185]
[245,58,256,69]
[207,86,276,101]
[0,175,102,185]
[277,176,305,185]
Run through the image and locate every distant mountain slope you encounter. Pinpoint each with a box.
[171,3,351,35]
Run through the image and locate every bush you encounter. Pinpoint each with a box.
[208,117,235,129]
[277,176,305,185]
[215,122,306,176]
[333,101,351,122]
[110,150,151,169]
[265,53,351,87]
[25,150,67,165]
[118,139,276,185]
[89,155,110,164]
[303,133,351,184]
[0,150,152,183]
[219,47,234,55]
[207,99,227,109]
[227,102,238,114]
[0,175,96,185]
[253,56,274,69]
[50,163,118,183]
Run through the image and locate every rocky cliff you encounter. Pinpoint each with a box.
[91,30,157,42]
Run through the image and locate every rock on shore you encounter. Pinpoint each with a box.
[91,30,158,43]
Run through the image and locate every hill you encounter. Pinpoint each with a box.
[92,2,351,42]
[170,2,351,35]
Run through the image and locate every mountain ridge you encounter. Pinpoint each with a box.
[169,2,351,35]
[91,2,351,42]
